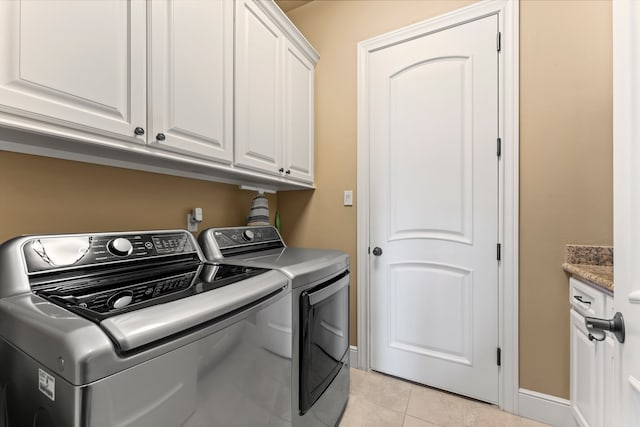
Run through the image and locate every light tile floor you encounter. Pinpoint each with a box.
[339,369,550,427]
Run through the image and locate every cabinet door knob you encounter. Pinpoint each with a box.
[285,169,291,175]
[134,127,145,136]
[156,133,166,141]
[372,247,383,256]
[278,168,284,173]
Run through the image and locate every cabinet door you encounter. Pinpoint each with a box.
[235,0,282,175]
[603,335,616,427]
[0,0,146,140]
[570,309,602,427]
[282,40,314,184]
[603,295,616,427]
[149,0,233,163]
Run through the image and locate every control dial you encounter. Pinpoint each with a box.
[108,291,134,309]
[242,230,255,241]
[107,238,133,257]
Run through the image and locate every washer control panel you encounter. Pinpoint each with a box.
[73,271,196,314]
[23,231,198,273]
[212,226,281,249]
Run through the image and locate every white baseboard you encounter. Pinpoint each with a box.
[349,345,358,369]
[518,388,571,427]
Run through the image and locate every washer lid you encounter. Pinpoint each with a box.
[100,268,287,352]
[226,247,350,288]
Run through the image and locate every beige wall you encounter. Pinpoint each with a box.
[281,0,613,400]
[519,1,612,398]
[0,150,277,243]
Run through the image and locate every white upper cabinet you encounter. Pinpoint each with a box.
[0,0,317,190]
[235,0,283,175]
[283,39,314,183]
[0,0,146,141]
[235,0,318,183]
[149,0,233,163]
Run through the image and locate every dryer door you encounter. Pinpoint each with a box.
[299,272,349,414]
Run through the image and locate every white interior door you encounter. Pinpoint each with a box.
[613,2,640,426]
[368,15,500,403]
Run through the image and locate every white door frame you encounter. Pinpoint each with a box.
[613,1,639,425]
[356,0,519,412]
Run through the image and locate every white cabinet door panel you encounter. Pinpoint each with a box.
[283,41,314,183]
[235,0,282,175]
[570,308,601,427]
[0,0,146,140]
[149,0,233,162]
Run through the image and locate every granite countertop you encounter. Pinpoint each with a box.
[562,244,614,292]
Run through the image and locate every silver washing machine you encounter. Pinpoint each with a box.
[0,230,293,426]
[198,226,350,427]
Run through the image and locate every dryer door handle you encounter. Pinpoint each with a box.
[306,274,349,306]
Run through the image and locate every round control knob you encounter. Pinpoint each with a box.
[108,291,133,309]
[107,238,133,256]
[242,230,255,241]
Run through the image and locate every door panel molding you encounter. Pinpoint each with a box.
[387,261,473,366]
[357,0,519,412]
[388,55,473,244]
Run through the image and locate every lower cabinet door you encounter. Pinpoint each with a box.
[603,334,616,427]
[570,308,602,427]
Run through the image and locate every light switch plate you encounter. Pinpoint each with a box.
[344,190,353,206]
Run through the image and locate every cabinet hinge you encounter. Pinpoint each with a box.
[497,243,502,261]
[497,32,502,52]
[497,347,502,366]
[497,137,502,158]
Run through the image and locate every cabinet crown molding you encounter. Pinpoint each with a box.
[253,0,319,64]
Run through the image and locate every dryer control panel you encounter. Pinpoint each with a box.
[199,226,284,258]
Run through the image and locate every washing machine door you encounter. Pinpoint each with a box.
[299,272,349,414]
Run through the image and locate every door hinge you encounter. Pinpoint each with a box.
[497,347,502,366]
[497,32,502,52]
[497,137,502,158]
[497,243,502,261]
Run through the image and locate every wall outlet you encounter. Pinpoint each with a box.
[344,190,353,206]
[187,208,202,232]
[187,214,198,232]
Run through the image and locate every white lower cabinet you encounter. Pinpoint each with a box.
[570,277,616,427]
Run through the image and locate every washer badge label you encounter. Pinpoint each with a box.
[38,368,55,401]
